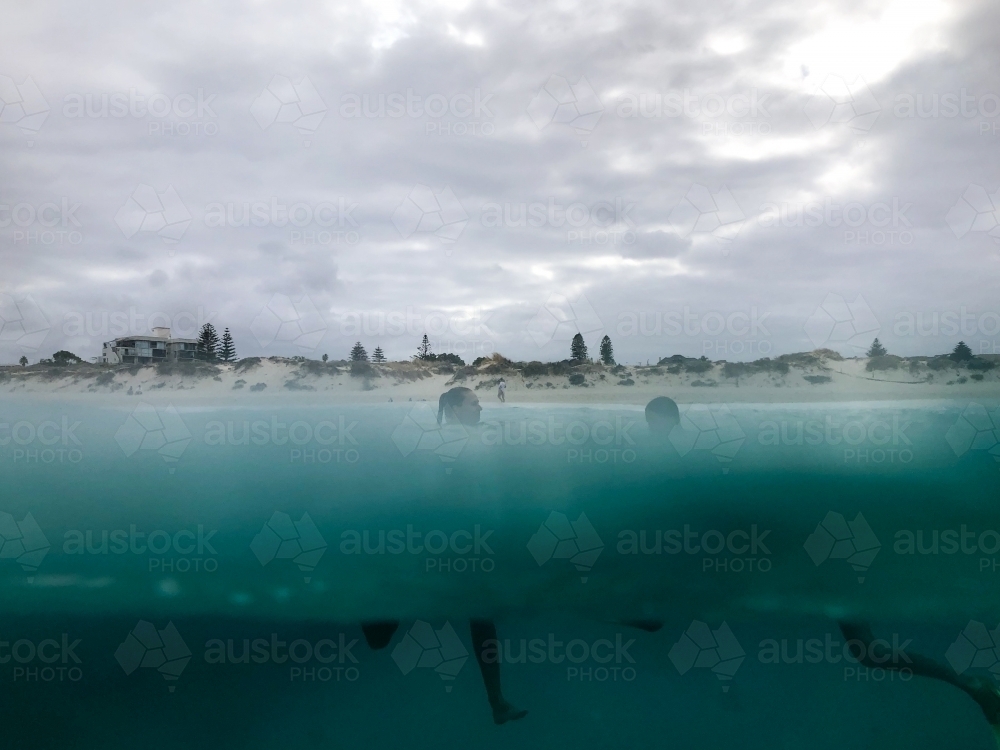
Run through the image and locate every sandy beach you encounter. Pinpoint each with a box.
[2,351,998,405]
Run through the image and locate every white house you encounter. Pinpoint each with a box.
[101,327,199,365]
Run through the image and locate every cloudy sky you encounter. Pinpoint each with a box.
[1,0,999,365]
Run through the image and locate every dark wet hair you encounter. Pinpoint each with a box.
[438,387,475,425]
[645,396,680,424]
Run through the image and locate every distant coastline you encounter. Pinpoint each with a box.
[2,350,998,404]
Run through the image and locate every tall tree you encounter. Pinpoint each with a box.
[197,323,220,360]
[599,335,615,365]
[18,356,28,367]
[372,347,386,363]
[219,329,236,362]
[866,338,887,357]
[322,354,329,362]
[951,341,973,362]
[417,334,431,359]
[571,333,588,362]
[350,342,369,362]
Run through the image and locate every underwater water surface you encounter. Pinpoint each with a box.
[1,399,999,748]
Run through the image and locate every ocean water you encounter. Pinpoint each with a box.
[2,398,999,748]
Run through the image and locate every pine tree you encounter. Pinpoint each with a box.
[866,338,887,357]
[417,334,431,359]
[219,328,236,362]
[951,341,973,362]
[571,333,588,362]
[599,335,615,365]
[372,347,386,363]
[350,342,369,362]
[19,356,28,367]
[197,323,220,360]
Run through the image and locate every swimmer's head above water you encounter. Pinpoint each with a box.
[645,396,680,437]
[438,387,482,426]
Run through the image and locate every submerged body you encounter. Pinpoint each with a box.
[1,397,997,625]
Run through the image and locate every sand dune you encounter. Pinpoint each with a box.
[1,351,998,404]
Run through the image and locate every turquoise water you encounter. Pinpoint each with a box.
[1,399,999,748]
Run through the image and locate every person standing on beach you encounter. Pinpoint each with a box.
[497,378,506,403]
